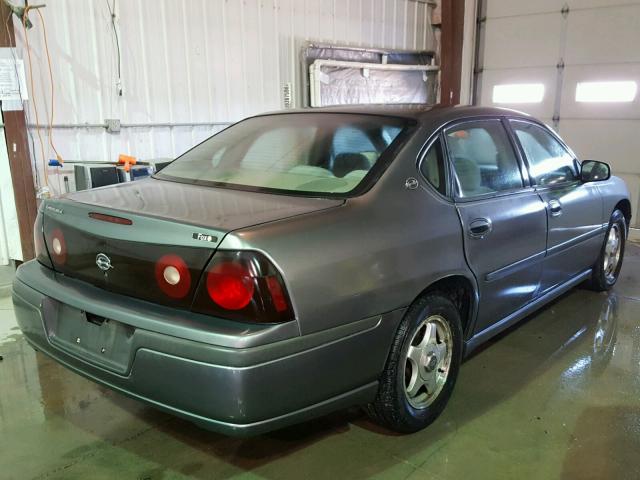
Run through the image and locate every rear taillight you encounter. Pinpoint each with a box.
[47,227,67,266]
[206,260,255,310]
[34,210,53,268]
[193,251,294,323]
[154,254,192,299]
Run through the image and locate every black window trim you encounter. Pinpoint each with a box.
[506,117,582,190]
[416,131,452,200]
[440,117,534,202]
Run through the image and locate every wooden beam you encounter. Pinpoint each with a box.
[0,3,37,261]
[440,0,465,105]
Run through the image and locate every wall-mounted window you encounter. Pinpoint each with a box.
[575,81,638,103]
[492,83,545,104]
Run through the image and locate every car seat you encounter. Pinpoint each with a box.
[333,153,370,178]
[454,157,494,196]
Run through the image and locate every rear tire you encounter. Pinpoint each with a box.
[367,292,463,433]
[588,209,626,292]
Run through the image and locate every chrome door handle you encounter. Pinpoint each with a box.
[469,218,492,239]
[548,199,562,216]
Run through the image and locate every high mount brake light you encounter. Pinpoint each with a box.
[193,251,294,324]
[89,212,133,225]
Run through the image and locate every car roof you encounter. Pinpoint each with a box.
[255,104,535,124]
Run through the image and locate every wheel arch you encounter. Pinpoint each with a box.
[614,199,632,231]
[412,274,478,341]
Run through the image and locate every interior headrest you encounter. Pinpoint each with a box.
[333,153,370,178]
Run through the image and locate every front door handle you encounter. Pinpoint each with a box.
[548,199,563,217]
[469,218,492,239]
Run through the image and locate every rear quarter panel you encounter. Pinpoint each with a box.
[220,127,473,335]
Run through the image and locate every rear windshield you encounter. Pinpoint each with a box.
[156,113,410,196]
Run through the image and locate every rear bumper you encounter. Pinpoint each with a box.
[12,260,402,436]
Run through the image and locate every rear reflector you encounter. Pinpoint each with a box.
[89,212,133,225]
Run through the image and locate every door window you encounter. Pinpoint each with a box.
[446,120,524,198]
[420,138,447,195]
[510,121,578,186]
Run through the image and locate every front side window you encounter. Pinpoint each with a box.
[510,121,578,186]
[446,120,524,198]
[157,113,409,196]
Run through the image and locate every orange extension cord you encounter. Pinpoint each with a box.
[22,5,63,189]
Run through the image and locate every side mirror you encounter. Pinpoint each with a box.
[581,160,611,183]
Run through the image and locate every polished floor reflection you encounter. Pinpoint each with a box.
[1,245,640,480]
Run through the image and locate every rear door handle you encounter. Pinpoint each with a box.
[469,218,492,239]
[548,199,562,216]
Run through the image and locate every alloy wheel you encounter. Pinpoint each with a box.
[603,224,622,283]
[404,315,453,409]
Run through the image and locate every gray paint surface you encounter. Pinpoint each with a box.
[12,106,631,435]
[3,247,640,478]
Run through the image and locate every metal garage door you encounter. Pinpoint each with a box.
[475,0,640,227]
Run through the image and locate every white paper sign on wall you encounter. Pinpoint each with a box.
[0,51,28,111]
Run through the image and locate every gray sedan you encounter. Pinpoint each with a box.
[13,106,630,435]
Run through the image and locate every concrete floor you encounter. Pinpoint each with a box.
[1,246,640,480]
[0,263,15,297]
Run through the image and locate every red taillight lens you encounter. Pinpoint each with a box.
[48,227,67,265]
[193,251,294,323]
[154,254,192,299]
[266,276,288,312]
[206,260,255,310]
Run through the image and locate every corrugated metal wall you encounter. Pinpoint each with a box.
[13,0,436,195]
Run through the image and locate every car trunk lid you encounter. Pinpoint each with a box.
[42,178,342,308]
[65,178,342,232]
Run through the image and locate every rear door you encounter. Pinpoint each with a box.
[444,118,548,334]
[508,120,604,292]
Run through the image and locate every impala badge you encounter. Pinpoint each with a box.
[96,253,113,272]
[45,205,64,215]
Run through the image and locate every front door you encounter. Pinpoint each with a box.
[444,119,548,334]
[509,120,604,293]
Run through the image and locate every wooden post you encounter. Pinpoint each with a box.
[0,3,38,261]
[440,0,465,105]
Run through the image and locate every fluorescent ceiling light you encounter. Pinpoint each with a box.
[575,81,637,103]
[492,83,545,104]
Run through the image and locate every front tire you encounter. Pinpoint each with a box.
[588,209,626,291]
[367,292,463,433]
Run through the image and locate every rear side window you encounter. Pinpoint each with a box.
[420,138,447,195]
[446,120,524,198]
[510,121,578,186]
